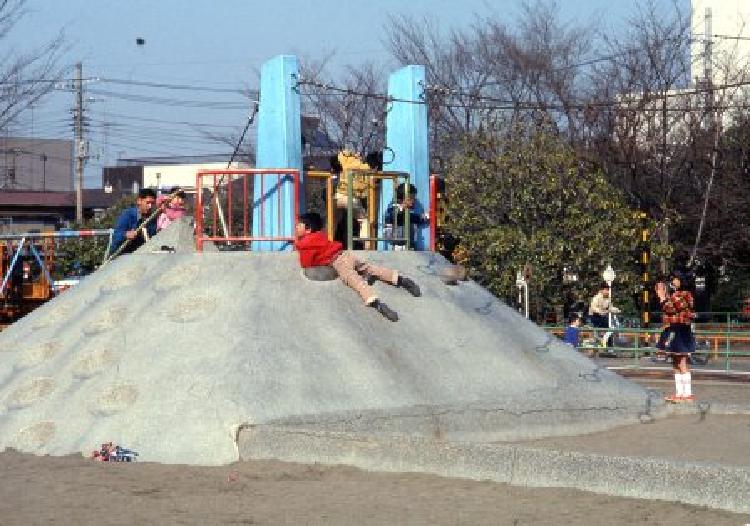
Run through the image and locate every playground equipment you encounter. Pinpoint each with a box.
[200,56,431,254]
[195,169,300,252]
[0,230,113,321]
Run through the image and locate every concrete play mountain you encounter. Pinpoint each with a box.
[0,221,660,465]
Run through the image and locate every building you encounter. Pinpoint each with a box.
[0,137,118,233]
[617,0,750,149]
[102,165,143,196]
[692,0,750,86]
[143,161,250,192]
[0,137,73,192]
[0,189,121,233]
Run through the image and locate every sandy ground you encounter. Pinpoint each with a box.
[0,449,749,526]
[1,379,748,525]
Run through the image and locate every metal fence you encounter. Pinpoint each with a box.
[544,317,750,375]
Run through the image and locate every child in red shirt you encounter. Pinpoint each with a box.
[294,212,421,322]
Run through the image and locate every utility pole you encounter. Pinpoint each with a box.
[703,6,714,132]
[74,62,84,223]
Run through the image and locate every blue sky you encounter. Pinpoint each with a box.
[5,0,685,186]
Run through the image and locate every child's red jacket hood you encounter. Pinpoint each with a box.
[293,231,343,267]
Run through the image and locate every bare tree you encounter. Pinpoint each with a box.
[298,57,387,159]
[0,0,66,130]
[385,2,594,169]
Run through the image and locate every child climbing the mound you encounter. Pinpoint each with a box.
[294,212,421,322]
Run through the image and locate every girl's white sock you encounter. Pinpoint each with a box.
[683,372,692,397]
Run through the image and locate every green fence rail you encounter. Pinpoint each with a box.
[543,324,750,374]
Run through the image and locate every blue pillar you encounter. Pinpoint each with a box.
[253,55,303,251]
[381,65,430,251]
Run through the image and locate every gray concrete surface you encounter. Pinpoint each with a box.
[0,221,661,465]
[238,423,750,514]
[1,220,748,512]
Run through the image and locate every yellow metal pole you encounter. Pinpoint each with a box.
[326,175,334,241]
[367,176,377,250]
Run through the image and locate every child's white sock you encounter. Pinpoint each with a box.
[674,374,684,397]
[683,372,692,397]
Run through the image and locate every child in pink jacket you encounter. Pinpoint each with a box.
[156,188,187,231]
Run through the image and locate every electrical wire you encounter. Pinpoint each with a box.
[87,88,253,109]
[98,78,252,95]
[295,77,750,112]
[90,111,243,129]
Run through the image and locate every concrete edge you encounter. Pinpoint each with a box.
[237,425,750,514]
[667,401,750,417]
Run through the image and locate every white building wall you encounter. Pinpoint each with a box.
[143,162,249,192]
[692,0,750,85]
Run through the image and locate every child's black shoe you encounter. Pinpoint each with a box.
[370,300,398,322]
[397,276,421,297]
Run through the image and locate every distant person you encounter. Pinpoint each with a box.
[383,182,429,250]
[156,188,187,231]
[330,151,370,248]
[294,212,421,322]
[112,188,157,255]
[8,254,26,306]
[656,271,696,403]
[563,313,582,348]
[588,283,620,328]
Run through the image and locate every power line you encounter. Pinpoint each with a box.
[90,111,244,129]
[98,78,253,95]
[87,88,252,109]
[296,77,750,112]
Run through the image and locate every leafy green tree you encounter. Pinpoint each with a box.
[54,196,136,278]
[445,125,664,317]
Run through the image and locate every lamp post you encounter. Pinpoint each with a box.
[602,264,616,327]
[516,270,529,319]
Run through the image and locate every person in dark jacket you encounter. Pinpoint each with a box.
[294,212,421,322]
[383,183,428,250]
[112,188,158,255]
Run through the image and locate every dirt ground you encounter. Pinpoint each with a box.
[0,447,748,525]
[1,379,748,525]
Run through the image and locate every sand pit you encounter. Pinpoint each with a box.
[0,449,747,525]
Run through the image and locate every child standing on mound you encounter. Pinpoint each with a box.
[293,212,421,322]
[656,271,696,403]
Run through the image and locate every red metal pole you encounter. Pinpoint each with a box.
[293,171,300,233]
[243,174,249,239]
[195,172,204,251]
[260,174,265,237]
[212,175,218,238]
[277,173,282,238]
[227,173,233,237]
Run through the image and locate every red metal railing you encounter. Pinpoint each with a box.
[195,169,300,252]
[429,174,438,251]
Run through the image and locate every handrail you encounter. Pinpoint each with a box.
[545,324,750,374]
[195,169,300,252]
